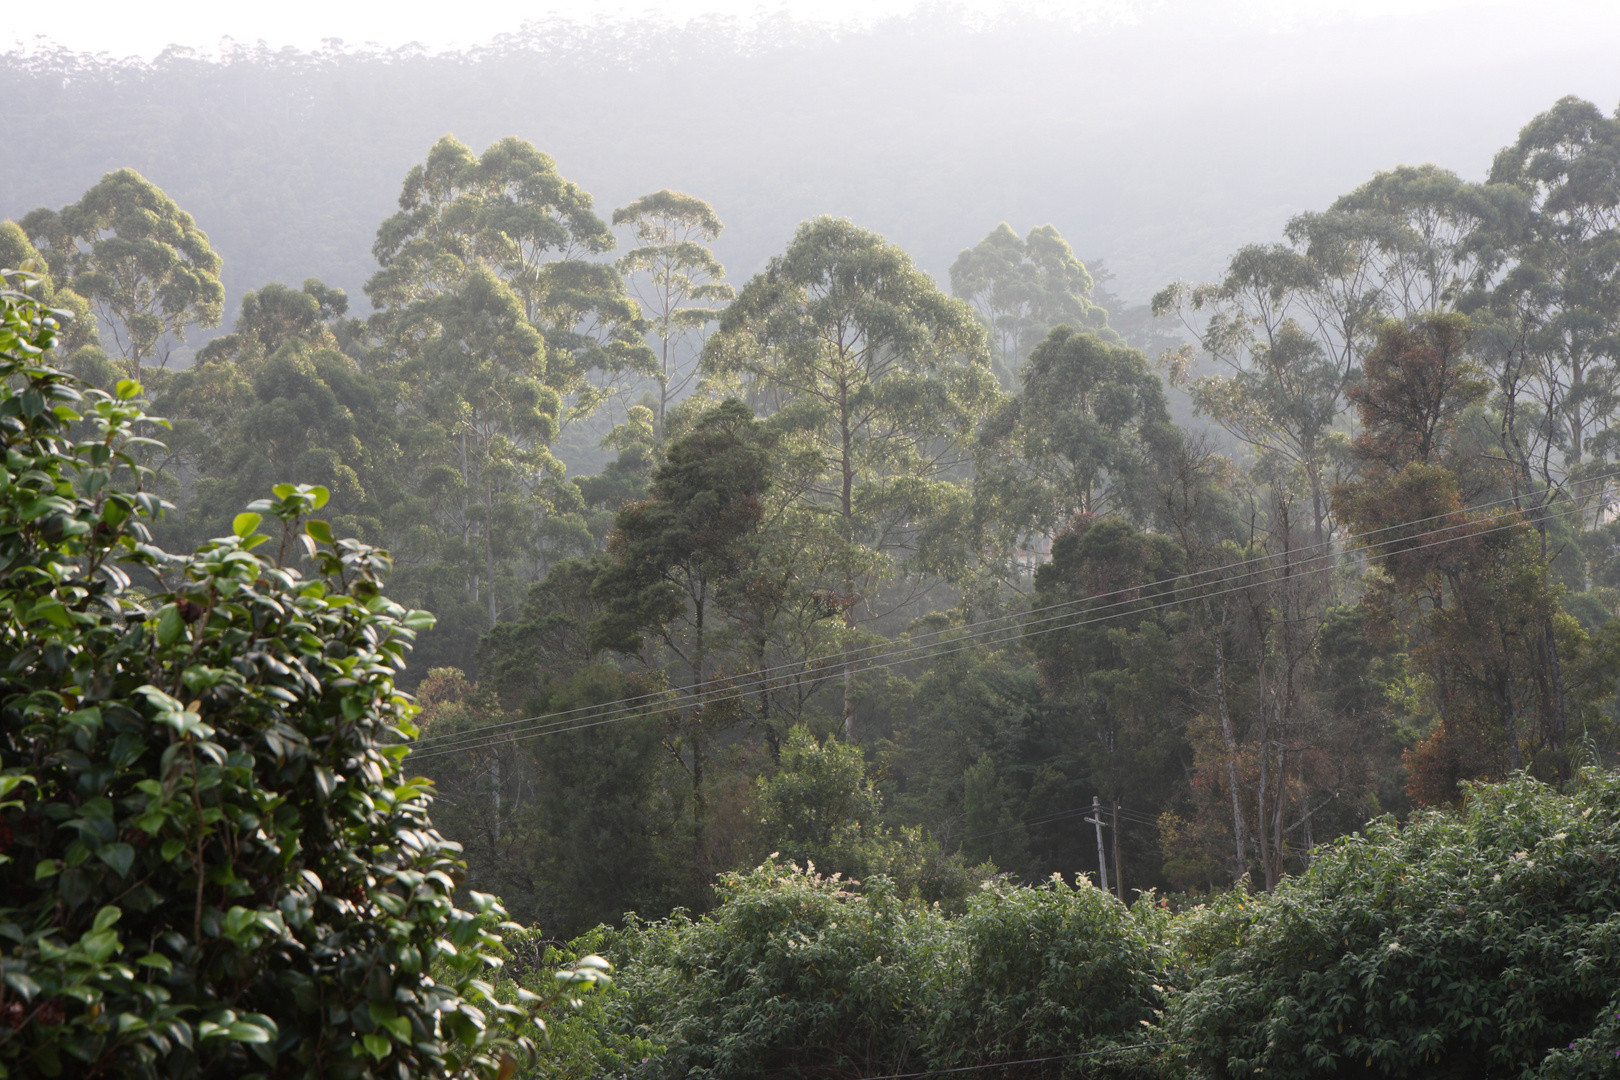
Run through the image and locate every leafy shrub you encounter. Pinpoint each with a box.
[598,860,1171,1080]
[488,925,658,1080]
[1165,772,1620,1079]
[607,861,940,1080]
[0,279,559,1076]
[756,726,988,909]
[919,876,1167,1077]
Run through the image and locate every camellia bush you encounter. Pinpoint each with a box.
[0,278,604,1078]
[1165,771,1620,1079]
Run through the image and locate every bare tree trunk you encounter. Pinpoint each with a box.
[1256,675,1275,892]
[1271,741,1287,884]
[488,753,501,844]
[840,378,857,741]
[1208,617,1249,885]
[1537,522,1569,754]
[460,430,475,602]
[485,474,498,629]
[1111,797,1123,901]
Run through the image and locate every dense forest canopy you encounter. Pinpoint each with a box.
[10,78,1620,914]
[8,8,1620,1075]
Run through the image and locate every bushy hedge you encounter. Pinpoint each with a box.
[0,278,588,1077]
[595,861,1164,1080]
[924,877,1166,1077]
[607,863,930,1080]
[543,771,1620,1080]
[1164,772,1620,1079]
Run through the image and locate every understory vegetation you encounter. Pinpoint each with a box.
[511,770,1620,1079]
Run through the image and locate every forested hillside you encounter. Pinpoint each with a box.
[8,1,1620,1066]
[7,82,1620,947]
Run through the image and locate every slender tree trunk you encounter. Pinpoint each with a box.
[459,430,474,601]
[691,730,705,891]
[485,473,497,628]
[1256,665,1276,892]
[1536,521,1569,754]
[1111,797,1123,901]
[488,753,501,844]
[1271,741,1287,884]
[839,377,857,740]
[1506,367,1570,758]
[691,585,708,884]
[659,314,672,429]
[1206,609,1249,885]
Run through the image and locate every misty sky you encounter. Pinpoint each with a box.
[8,0,1620,318]
[13,0,1618,58]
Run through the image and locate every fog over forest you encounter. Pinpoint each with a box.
[10,5,1620,1076]
[7,2,1618,322]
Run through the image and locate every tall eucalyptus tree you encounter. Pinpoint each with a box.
[613,190,735,427]
[950,223,1112,380]
[705,217,999,738]
[22,169,223,378]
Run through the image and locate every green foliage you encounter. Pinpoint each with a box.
[1030,515,1190,883]
[601,860,1169,1080]
[755,727,885,875]
[949,223,1114,380]
[487,926,653,1080]
[0,282,542,1076]
[369,134,652,419]
[704,216,1001,737]
[920,877,1167,1077]
[612,191,735,426]
[592,774,1620,1080]
[607,861,941,1080]
[22,169,224,376]
[976,325,1176,563]
[590,399,773,661]
[1165,772,1620,1079]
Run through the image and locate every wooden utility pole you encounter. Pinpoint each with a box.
[1085,795,1110,893]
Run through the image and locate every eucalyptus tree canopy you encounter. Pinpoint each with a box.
[976,326,1175,562]
[391,266,562,630]
[1307,164,1523,317]
[613,190,735,426]
[22,169,223,377]
[705,216,998,737]
[1484,95,1620,470]
[155,277,389,557]
[590,399,774,878]
[365,136,652,635]
[949,222,1112,379]
[1155,164,1523,545]
[368,134,653,420]
[0,219,102,360]
[195,278,350,366]
[1154,247,1344,545]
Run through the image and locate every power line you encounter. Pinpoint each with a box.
[408,468,1618,756]
[409,492,1594,761]
[409,497,1592,759]
[951,802,1162,846]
